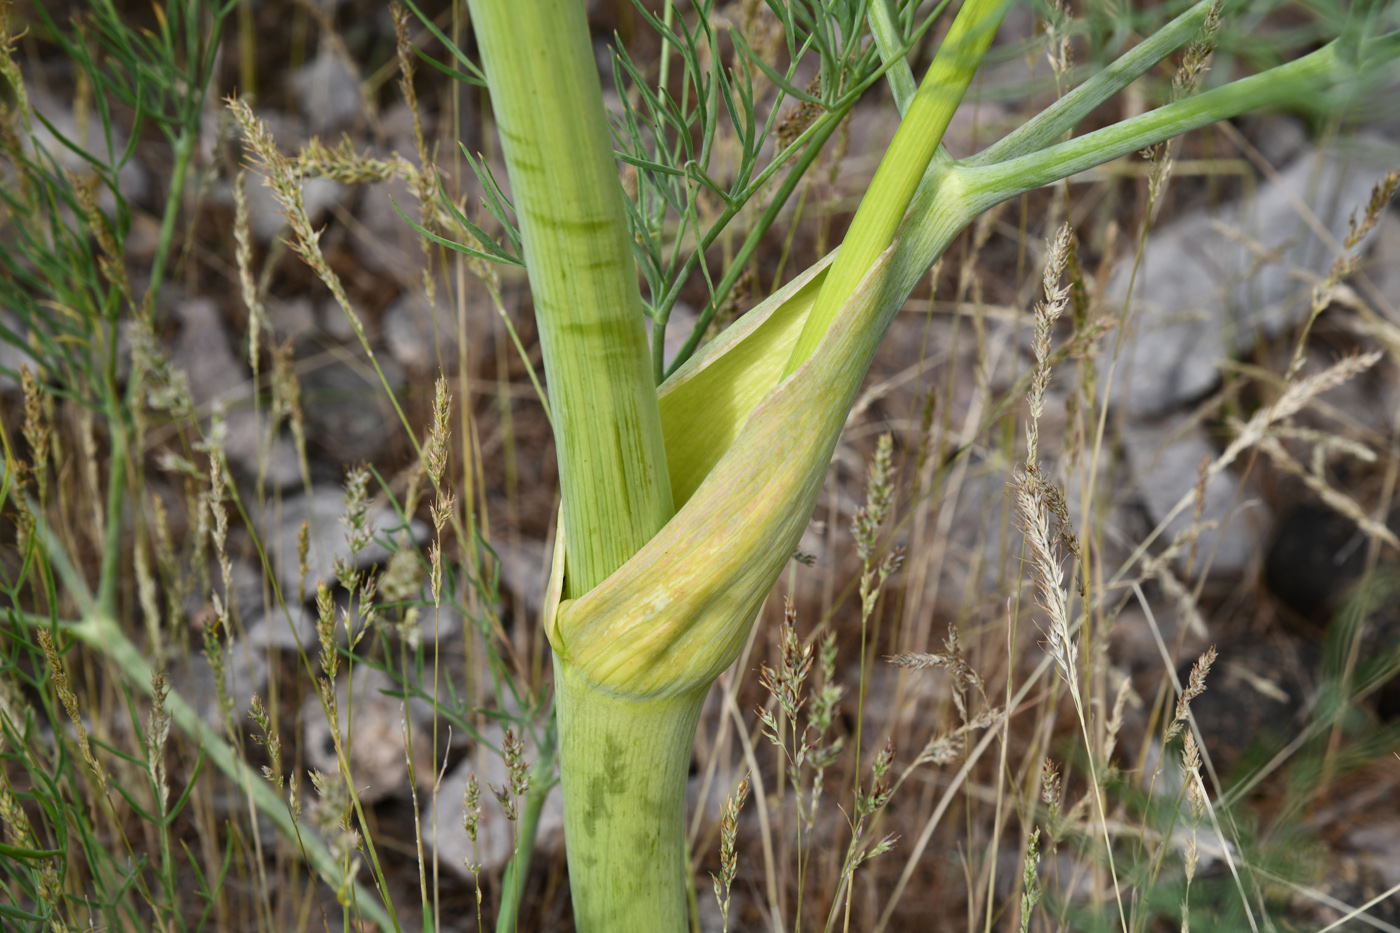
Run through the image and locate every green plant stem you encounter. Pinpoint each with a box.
[867,0,922,117]
[146,129,196,309]
[551,657,706,933]
[960,39,1364,211]
[64,613,397,933]
[784,0,1009,373]
[661,107,849,380]
[465,0,673,598]
[970,0,1221,166]
[655,1,952,379]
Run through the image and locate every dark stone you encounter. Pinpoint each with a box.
[1183,637,1310,774]
[1266,503,1371,625]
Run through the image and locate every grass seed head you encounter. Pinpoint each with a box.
[0,763,61,909]
[233,169,266,375]
[146,667,172,809]
[316,581,338,683]
[1020,828,1044,932]
[712,771,750,932]
[491,783,517,823]
[429,541,443,608]
[1027,224,1073,464]
[296,519,311,605]
[341,465,374,557]
[431,491,456,535]
[1345,169,1399,250]
[504,727,530,798]
[1103,673,1138,765]
[425,377,453,487]
[463,773,482,853]
[1043,0,1074,86]
[1168,645,1217,741]
[1173,0,1223,102]
[248,693,283,789]
[1041,758,1062,813]
[1012,468,1077,687]
[38,628,106,787]
[759,598,813,726]
[20,364,49,501]
[853,433,895,563]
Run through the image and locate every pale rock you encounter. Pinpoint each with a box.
[174,298,243,407]
[319,298,359,342]
[221,413,304,490]
[168,635,268,727]
[1239,113,1310,167]
[293,48,363,135]
[27,92,148,209]
[404,601,464,644]
[353,173,424,281]
[227,557,270,623]
[1105,136,1400,417]
[173,297,301,488]
[1348,819,1400,888]
[1365,209,1400,313]
[934,467,1024,601]
[259,486,427,598]
[301,667,431,803]
[243,605,317,654]
[0,311,33,391]
[382,289,457,374]
[122,212,164,266]
[197,106,224,168]
[1121,414,1268,577]
[267,296,319,342]
[1108,602,1212,678]
[696,895,726,933]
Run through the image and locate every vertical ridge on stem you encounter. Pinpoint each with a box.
[467,0,673,598]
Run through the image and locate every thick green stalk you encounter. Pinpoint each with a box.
[551,657,706,932]
[784,0,1009,373]
[466,2,682,927]
[466,0,672,597]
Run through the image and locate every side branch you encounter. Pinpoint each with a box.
[970,0,1222,166]
[958,39,1386,213]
